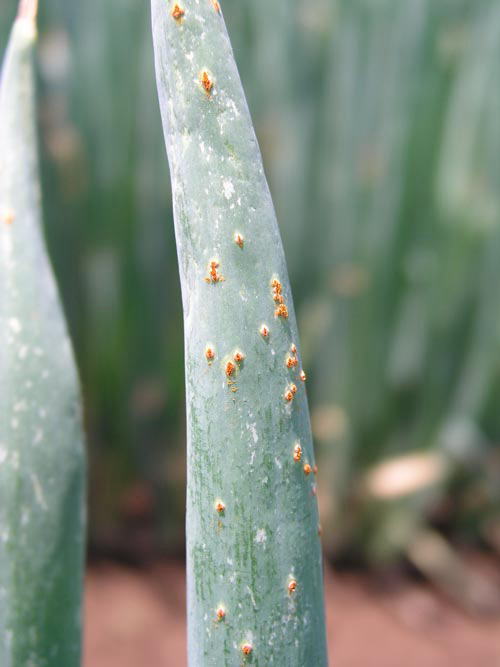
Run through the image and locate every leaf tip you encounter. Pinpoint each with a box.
[17,0,38,22]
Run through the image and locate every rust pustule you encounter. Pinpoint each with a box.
[260,324,270,338]
[284,388,294,402]
[286,356,298,368]
[275,303,289,319]
[201,70,214,95]
[234,232,244,248]
[241,643,253,656]
[299,369,307,382]
[215,500,226,514]
[225,361,236,377]
[1,208,14,225]
[213,0,221,12]
[303,463,312,476]
[216,606,226,620]
[205,260,224,283]
[233,350,245,363]
[293,443,302,462]
[288,579,297,594]
[313,464,318,475]
[271,278,282,294]
[290,343,297,355]
[205,346,215,361]
[171,3,185,20]
[290,383,297,395]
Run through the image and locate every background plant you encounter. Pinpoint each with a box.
[0,1,86,663]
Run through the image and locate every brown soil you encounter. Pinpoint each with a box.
[84,561,500,666]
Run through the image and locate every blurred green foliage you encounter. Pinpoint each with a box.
[2,0,500,565]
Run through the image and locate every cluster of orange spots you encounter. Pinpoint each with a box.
[233,350,245,363]
[271,278,289,318]
[205,260,224,283]
[275,304,289,318]
[260,324,270,338]
[234,232,244,248]
[225,361,236,377]
[293,443,302,462]
[288,579,297,594]
[272,278,283,302]
[205,346,215,362]
[171,3,185,20]
[1,208,14,225]
[241,644,253,656]
[201,70,213,95]
[288,343,299,367]
[215,500,226,514]
[284,383,297,402]
[287,343,307,381]
[303,463,312,476]
[216,607,226,620]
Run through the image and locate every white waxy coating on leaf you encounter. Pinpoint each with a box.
[151,1,327,665]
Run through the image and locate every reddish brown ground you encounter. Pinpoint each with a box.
[84,561,500,666]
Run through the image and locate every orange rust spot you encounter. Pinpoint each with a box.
[286,356,298,368]
[274,294,284,304]
[303,463,312,476]
[201,70,213,95]
[241,644,253,656]
[2,209,14,225]
[171,3,185,20]
[275,304,289,319]
[260,324,270,338]
[216,606,226,620]
[290,343,297,355]
[215,501,226,513]
[290,383,297,395]
[205,260,224,283]
[225,361,236,377]
[213,0,221,12]
[271,278,282,294]
[288,579,297,594]
[233,350,245,363]
[205,346,215,361]
[234,232,244,248]
[293,443,302,462]
[299,369,307,382]
[284,389,294,402]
